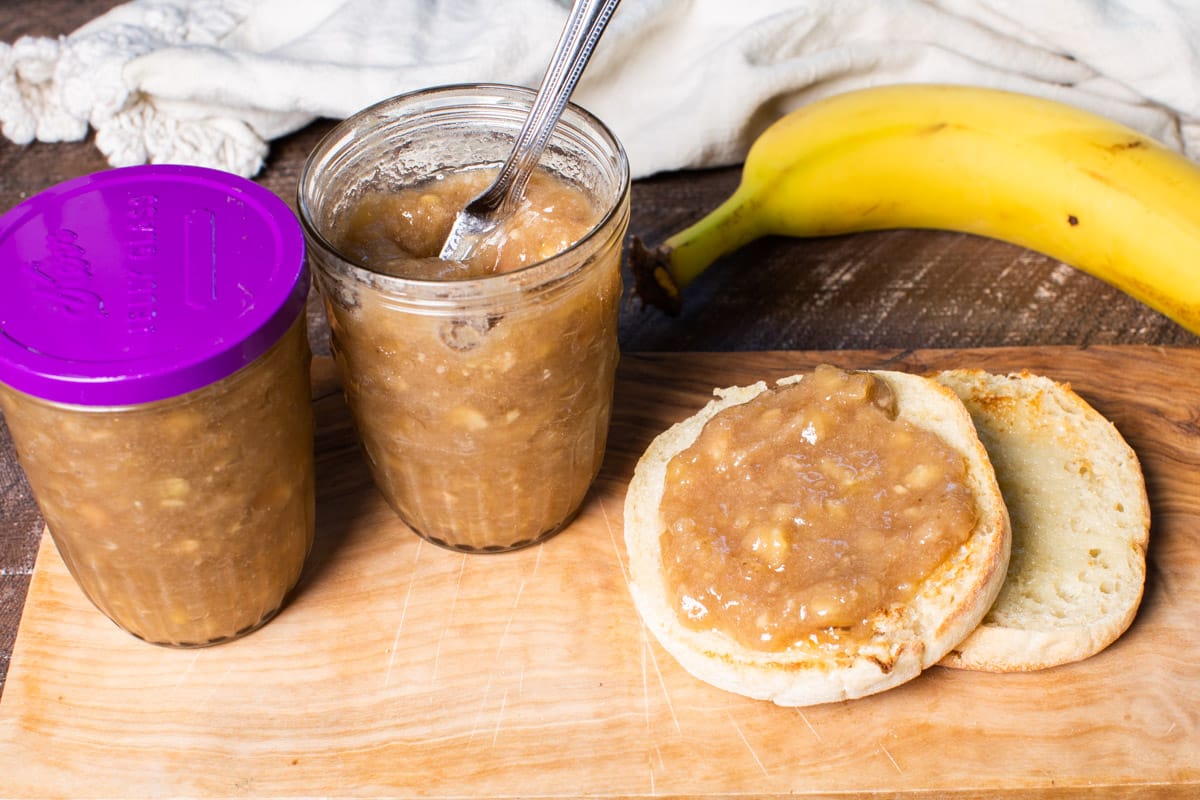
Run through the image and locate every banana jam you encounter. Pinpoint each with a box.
[0,319,315,647]
[337,168,598,280]
[322,167,621,551]
[659,366,979,650]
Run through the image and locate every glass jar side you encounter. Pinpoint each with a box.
[0,316,316,646]
[299,84,631,551]
[312,201,626,550]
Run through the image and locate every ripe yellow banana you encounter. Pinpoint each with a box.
[630,83,1200,334]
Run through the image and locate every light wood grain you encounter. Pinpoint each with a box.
[0,348,1197,798]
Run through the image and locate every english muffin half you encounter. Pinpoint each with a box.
[623,366,1010,707]
[933,369,1150,672]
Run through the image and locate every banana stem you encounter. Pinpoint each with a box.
[666,186,766,288]
[629,185,765,314]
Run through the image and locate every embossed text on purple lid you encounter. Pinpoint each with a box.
[0,165,307,406]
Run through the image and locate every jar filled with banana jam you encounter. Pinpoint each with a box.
[299,84,630,552]
[0,165,315,647]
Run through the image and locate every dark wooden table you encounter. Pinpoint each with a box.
[2,1,1197,700]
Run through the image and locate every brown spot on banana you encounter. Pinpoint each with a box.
[1109,138,1149,153]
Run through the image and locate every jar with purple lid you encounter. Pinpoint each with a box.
[0,165,315,647]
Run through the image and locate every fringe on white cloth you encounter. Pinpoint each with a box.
[2,0,1198,179]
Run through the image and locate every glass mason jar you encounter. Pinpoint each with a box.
[0,165,315,647]
[299,84,630,553]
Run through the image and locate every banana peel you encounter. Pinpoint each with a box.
[629,83,1200,336]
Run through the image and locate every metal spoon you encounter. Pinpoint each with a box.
[438,0,622,262]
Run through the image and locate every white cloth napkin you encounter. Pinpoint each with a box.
[3,0,1199,179]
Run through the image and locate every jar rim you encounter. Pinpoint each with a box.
[296,82,631,299]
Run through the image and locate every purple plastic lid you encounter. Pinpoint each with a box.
[0,165,307,406]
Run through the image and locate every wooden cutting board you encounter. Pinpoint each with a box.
[1,347,1197,798]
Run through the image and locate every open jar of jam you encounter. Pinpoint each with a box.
[299,84,630,552]
[0,165,315,647]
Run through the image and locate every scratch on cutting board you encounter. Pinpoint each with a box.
[643,628,681,734]
[172,651,202,690]
[468,673,496,744]
[530,540,544,578]
[198,664,234,705]
[797,709,823,743]
[647,744,670,795]
[727,711,769,777]
[491,689,509,748]
[600,497,631,586]
[880,742,903,774]
[384,539,424,689]
[430,554,468,685]
[494,578,528,660]
[640,628,652,729]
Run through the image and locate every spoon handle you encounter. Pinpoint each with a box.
[490,0,620,212]
[439,0,620,263]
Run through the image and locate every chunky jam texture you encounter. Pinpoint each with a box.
[659,366,979,650]
[326,166,618,551]
[337,168,598,279]
[0,319,315,647]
